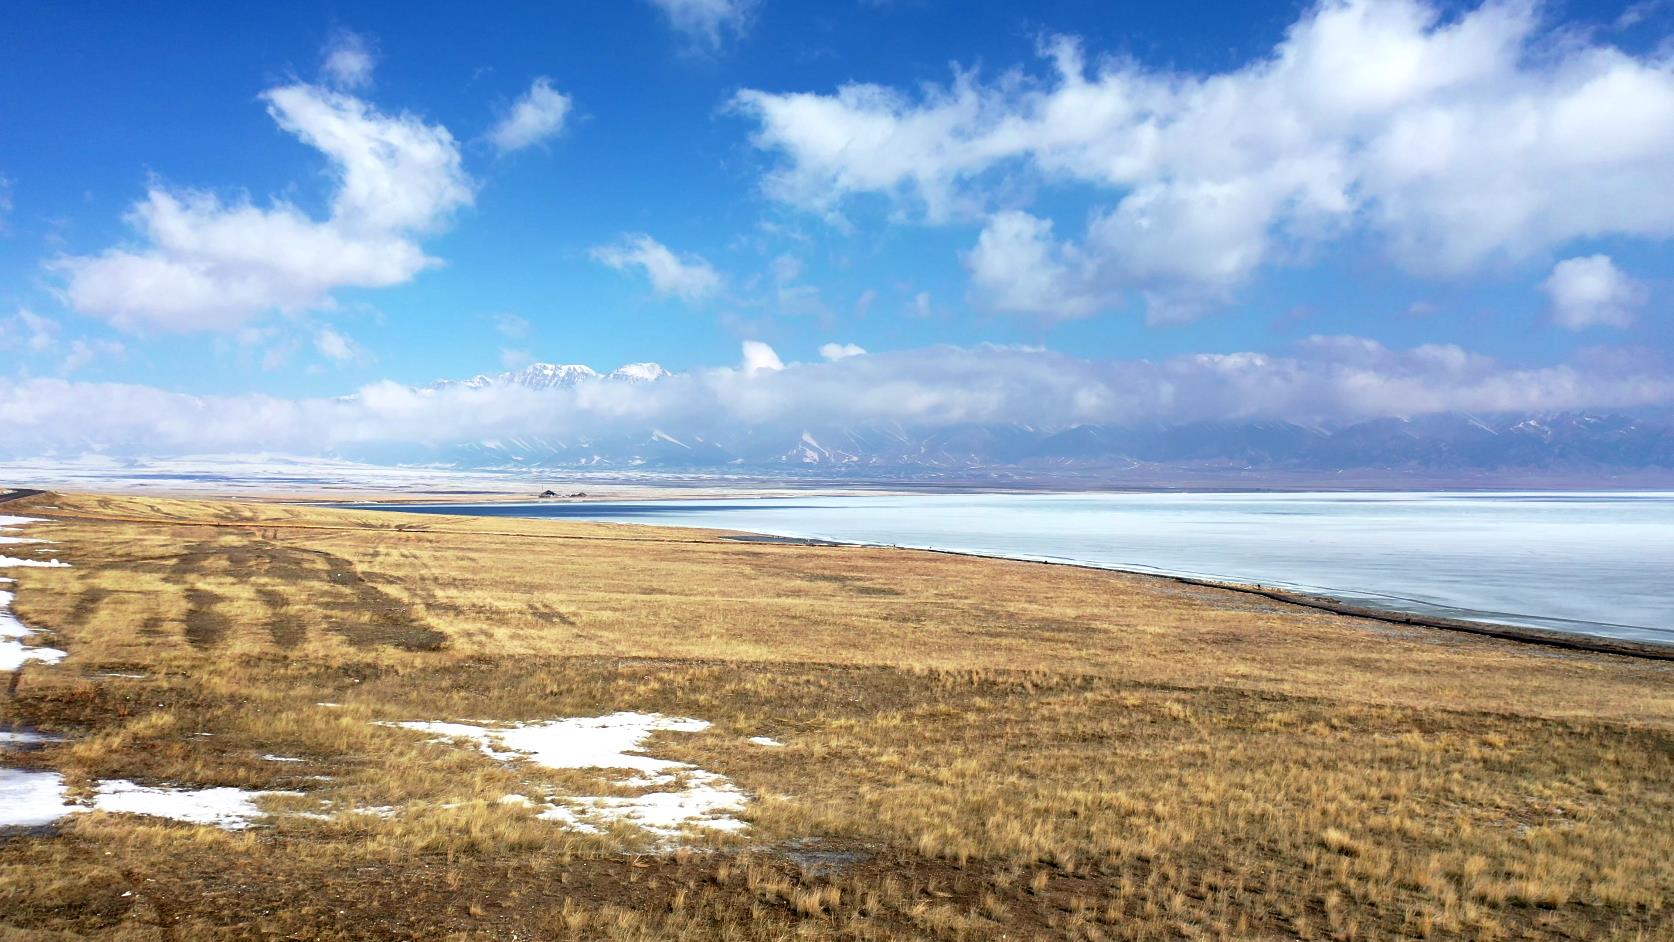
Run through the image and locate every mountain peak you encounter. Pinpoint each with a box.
[609,362,670,383]
[430,361,670,392]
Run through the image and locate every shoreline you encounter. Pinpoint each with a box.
[705,531,1674,662]
[332,495,1674,661]
[716,533,1674,661]
[21,485,1674,661]
[888,544,1674,662]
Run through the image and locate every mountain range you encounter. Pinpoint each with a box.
[399,363,1674,480]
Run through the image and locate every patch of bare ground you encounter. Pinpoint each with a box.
[0,490,1669,940]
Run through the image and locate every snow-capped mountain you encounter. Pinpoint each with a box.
[609,362,671,383]
[430,361,666,392]
[404,364,1674,478]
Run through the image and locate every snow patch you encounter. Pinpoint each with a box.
[0,772,298,831]
[2,587,67,672]
[384,712,749,838]
[748,736,784,747]
[0,769,77,828]
[91,780,302,830]
[0,555,69,568]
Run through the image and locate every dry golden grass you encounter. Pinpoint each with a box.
[0,489,1670,941]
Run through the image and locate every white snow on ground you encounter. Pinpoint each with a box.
[386,712,750,837]
[0,516,48,545]
[536,778,747,836]
[748,736,783,747]
[0,769,78,828]
[90,781,302,830]
[261,754,304,762]
[0,556,69,568]
[1,518,68,671]
[0,770,302,831]
[2,587,67,672]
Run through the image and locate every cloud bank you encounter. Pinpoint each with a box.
[1,340,1668,458]
[734,0,1674,321]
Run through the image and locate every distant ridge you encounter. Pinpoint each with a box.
[394,363,1674,476]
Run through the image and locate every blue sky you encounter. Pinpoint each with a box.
[2,0,1673,454]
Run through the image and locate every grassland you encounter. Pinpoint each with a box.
[1,490,1671,941]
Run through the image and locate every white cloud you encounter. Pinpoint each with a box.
[0,338,1669,459]
[734,0,1674,320]
[489,77,573,154]
[965,212,1102,320]
[646,0,756,50]
[315,327,357,362]
[819,342,866,361]
[1542,255,1648,330]
[741,339,783,374]
[592,233,723,302]
[321,30,376,90]
[54,83,472,333]
[60,338,124,374]
[1,310,125,375]
[1,309,60,353]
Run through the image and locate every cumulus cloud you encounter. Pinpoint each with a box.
[1543,255,1648,329]
[321,30,376,89]
[593,233,724,301]
[0,339,1668,459]
[741,339,784,374]
[489,77,573,154]
[646,0,756,50]
[965,212,1102,320]
[734,0,1674,320]
[53,83,471,333]
[819,342,866,361]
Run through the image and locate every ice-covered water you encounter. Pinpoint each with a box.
[356,492,1674,645]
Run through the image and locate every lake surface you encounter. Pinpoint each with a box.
[354,492,1674,645]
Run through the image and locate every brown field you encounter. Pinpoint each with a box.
[1,490,1670,941]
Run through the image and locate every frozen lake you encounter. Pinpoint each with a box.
[356,492,1674,646]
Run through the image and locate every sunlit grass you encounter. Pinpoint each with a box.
[0,490,1669,940]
